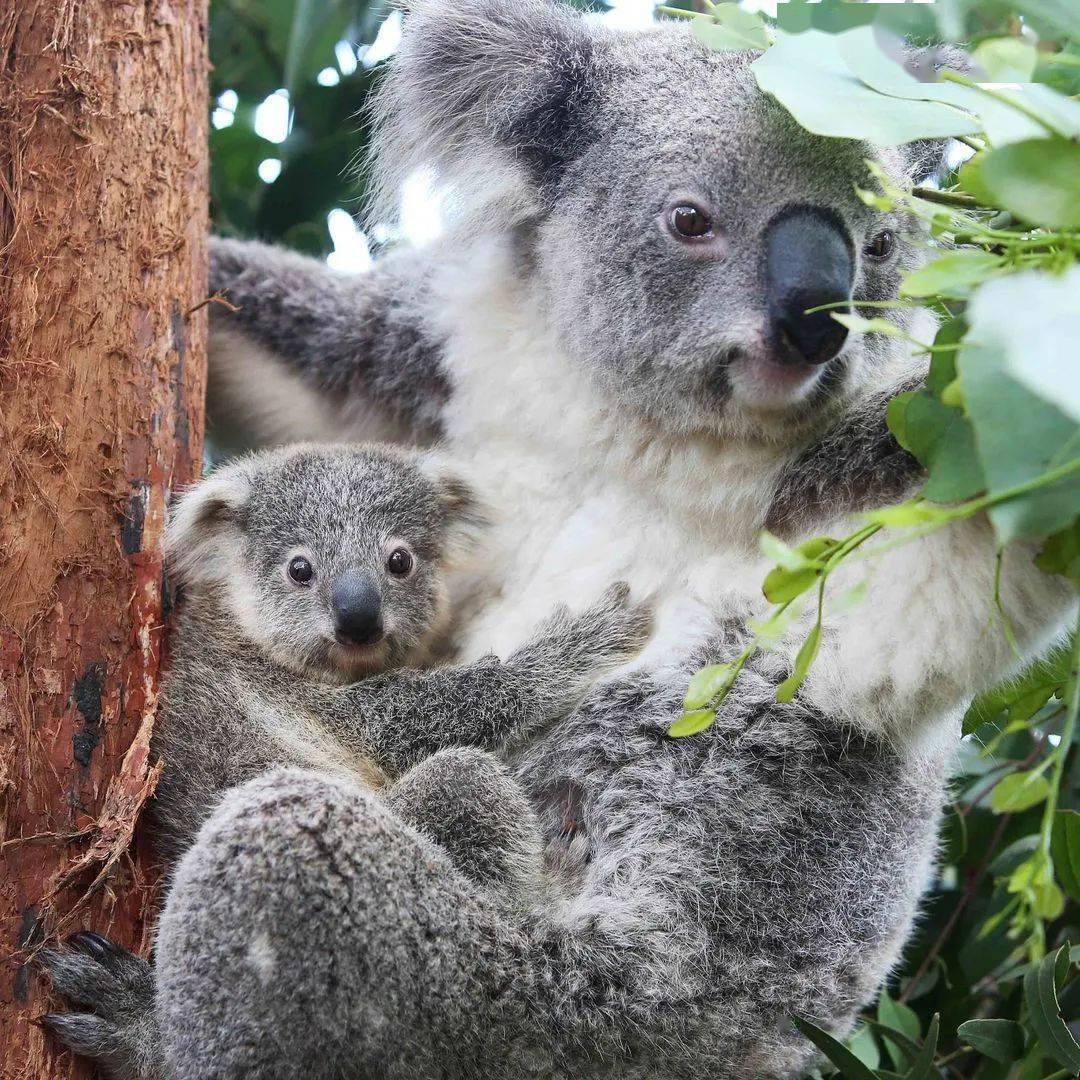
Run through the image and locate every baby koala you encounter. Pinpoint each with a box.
[151,442,653,900]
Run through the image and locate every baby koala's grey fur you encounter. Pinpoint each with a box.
[42,443,651,1078]
[150,442,650,870]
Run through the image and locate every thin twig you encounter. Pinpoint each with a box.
[912,186,979,209]
[898,812,1011,1004]
[187,291,240,317]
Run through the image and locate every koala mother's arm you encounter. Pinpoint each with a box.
[801,518,1076,742]
[762,374,1075,740]
[208,237,450,449]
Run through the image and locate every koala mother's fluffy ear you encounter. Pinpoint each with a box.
[369,0,599,223]
[899,42,973,183]
[164,463,253,588]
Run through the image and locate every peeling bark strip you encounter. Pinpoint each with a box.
[0,1,208,1076]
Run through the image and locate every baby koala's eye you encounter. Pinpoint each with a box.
[863,229,896,261]
[287,555,315,585]
[386,548,414,577]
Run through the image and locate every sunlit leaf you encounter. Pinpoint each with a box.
[991,770,1051,813]
[668,707,717,739]
[752,30,980,146]
[831,313,906,337]
[691,5,769,52]
[684,663,737,711]
[763,565,820,605]
[776,622,821,703]
[900,251,1003,299]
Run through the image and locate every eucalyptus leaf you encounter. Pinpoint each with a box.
[832,313,906,337]
[752,30,980,146]
[668,708,717,739]
[876,992,921,1070]
[760,531,807,572]
[990,769,1051,813]
[963,647,1071,734]
[903,1014,939,1080]
[848,1025,879,1071]
[961,274,1080,542]
[791,1017,880,1080]
[1022,944,1080,1073]
[978,138,1080,229]
[1036,520,1080,586]
[900,251,1003,299]
[684,663,737,711]
[889,391,984,504]
[763,565,820,605]
[972,38,1038,82]
[692,5,769,52]
[1051,809,1080,902]
[776,622,821,703]
[957,1018,1025,1064]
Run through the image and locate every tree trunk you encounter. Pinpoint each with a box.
[0,1,207,1075]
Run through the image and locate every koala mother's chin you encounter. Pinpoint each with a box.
[719,345,853,445]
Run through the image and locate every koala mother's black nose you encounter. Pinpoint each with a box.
[764,207,854,366]
[330,571,383,646]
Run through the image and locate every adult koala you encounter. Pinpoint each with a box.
[54,2,1073,1077]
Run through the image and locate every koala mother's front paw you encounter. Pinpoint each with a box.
[39,932,162,1080]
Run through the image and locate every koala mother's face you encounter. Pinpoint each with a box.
[533,37,926,444]
[378,2,939,446]
[531,36,937,442]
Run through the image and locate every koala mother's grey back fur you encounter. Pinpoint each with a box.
[98,2,1079,1077]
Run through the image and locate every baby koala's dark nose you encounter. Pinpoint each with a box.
[330,570,384,646]
[764,206,854,366]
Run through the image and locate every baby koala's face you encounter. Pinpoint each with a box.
[169,445,482,683]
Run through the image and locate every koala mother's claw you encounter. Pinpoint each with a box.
[38,935,160,1080]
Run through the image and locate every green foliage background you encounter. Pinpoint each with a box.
[208,2,1080,1076]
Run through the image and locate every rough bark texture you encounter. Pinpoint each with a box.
[0,1,208,1076]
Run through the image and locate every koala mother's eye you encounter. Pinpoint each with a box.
[386,548,414,577]
[287,555,315,585]
[667,203,714,241]
[863,229,896,261]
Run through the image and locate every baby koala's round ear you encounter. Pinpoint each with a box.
[164,461,253,586]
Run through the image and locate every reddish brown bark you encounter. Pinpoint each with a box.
[0,1,208,1076]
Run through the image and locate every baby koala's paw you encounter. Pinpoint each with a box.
[552,582,655,675]
[39,932,162,1080]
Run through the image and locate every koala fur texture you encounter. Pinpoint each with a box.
[45,2,1075,1078]
[147,442,650,873]
[43,443,652,1077]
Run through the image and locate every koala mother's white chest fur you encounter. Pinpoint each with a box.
[431,241,779,669]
